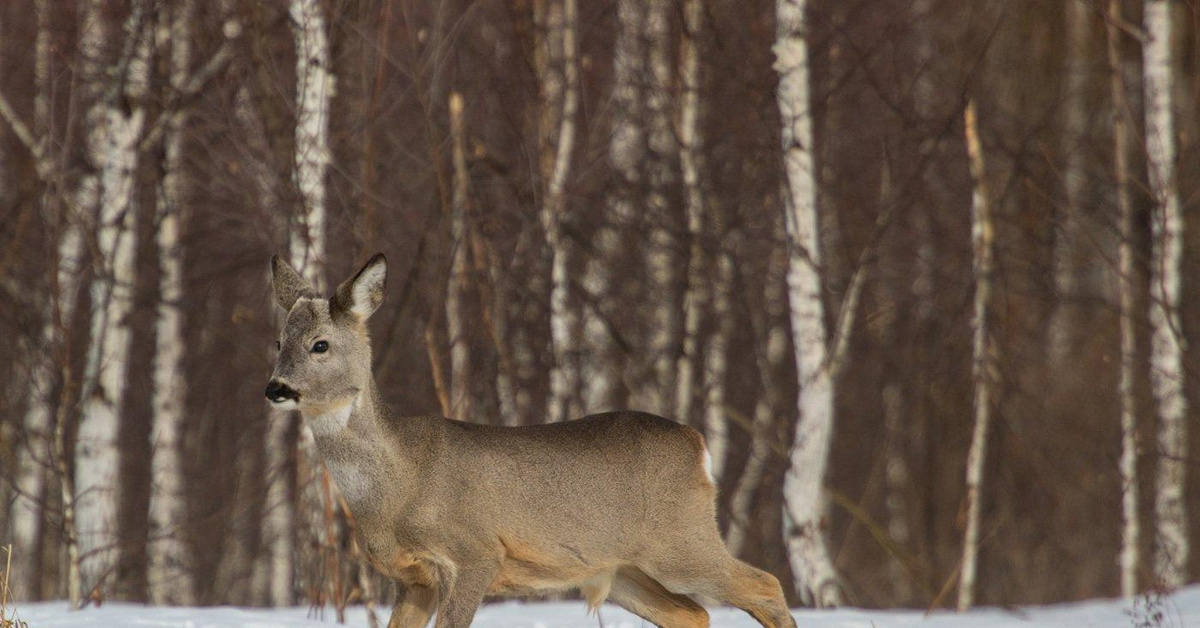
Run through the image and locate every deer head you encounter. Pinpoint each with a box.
[265,254,387,414]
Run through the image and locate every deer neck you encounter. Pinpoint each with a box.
[300,380,405,512]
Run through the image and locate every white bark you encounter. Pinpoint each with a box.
[775,0,843,607]
[289,0,333,285]
[147,0,196,605]
[582,0,644,413]
[958,100,995,612]
[287,0,334,606]
[9,0,69,600]
[77,0,152,599]
[447,92,472,420]
[1143,0,1187,590]
[674,0,706,427]
[542,0,582,424]
[703,245,734,483]
[1106,0,1140,597]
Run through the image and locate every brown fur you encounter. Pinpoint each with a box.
[268,255,798,628]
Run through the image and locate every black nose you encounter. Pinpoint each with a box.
[265,380,300,403]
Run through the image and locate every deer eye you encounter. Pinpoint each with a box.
[275,340,281,351]
[312,340,329,353]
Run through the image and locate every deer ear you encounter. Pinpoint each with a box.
[332,253,387,321]
[271,255,316,311]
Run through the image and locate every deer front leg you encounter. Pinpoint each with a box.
[433,560,498,628]
[387,582,438,628]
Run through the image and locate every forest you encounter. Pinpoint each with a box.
[1,0,1199,620]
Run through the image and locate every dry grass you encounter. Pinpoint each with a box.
[0,545,29,628]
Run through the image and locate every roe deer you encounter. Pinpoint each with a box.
[265,253,798,628]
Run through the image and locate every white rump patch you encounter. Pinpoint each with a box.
[703,447,715,483]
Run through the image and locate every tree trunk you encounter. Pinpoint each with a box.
[703,240,734,483]
[1106,0,1140,597]
[582,0,643,414]
[541,0,582,424]
[1050,0,1102,364]
[447,92,473,420]
[637,0,680,417]
[1142,0,1187,590]
[775,0,843,607]
[9,0,69,600]
[674,0,707,428]
[958,99,995,612]
[288,0,335,607]
[77,0,152,600]
[147,0,196,605]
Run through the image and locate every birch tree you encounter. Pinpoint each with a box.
[1142,0,1187,590]
[540,0,582,423]
[582,0,643,413]
[674,0,707,429]
[76,0,152,599]
[256,0,336,606]
[8,0,80,600]
[703,246,734,481]
[147,0,196,604]
[775,0,843,606]
[447,92,473,419]
[1106,0,1140,597]
[958,100,995,612]
[638,0,681,417]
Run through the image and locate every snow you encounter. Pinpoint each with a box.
[9,589,1200,628]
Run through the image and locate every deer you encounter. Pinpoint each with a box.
[265,253,799,628]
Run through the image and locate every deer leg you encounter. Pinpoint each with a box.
[608,566,710,628]
[642,550,795,628]
[387,583,438,628]
[705,560,797,628]
[433,561,498,628]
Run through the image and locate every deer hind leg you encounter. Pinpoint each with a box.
[387,583,438,628]
[643,553,795,628]
[709,560,797,628]
[608,566,710,628]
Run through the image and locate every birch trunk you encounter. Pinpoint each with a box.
[10,0,68,599]
[1106,0,1140,597]
[674,0,706,428]
[542,0,582,423]
[1143,0,1187,590]
[288,0,334,606]
[775,0,843,606]
[447,92,472,419]
[639,0,680,417]
[582,0,644,413]
[958,100,995,612]
[289,0,332,284]
[77,0,152,599]
[147,0,196,604]
[703,241,734,483]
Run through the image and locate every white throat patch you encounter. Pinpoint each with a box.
[307,395,358,437]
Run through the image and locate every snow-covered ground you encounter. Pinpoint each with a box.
[9,589,1198,628]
